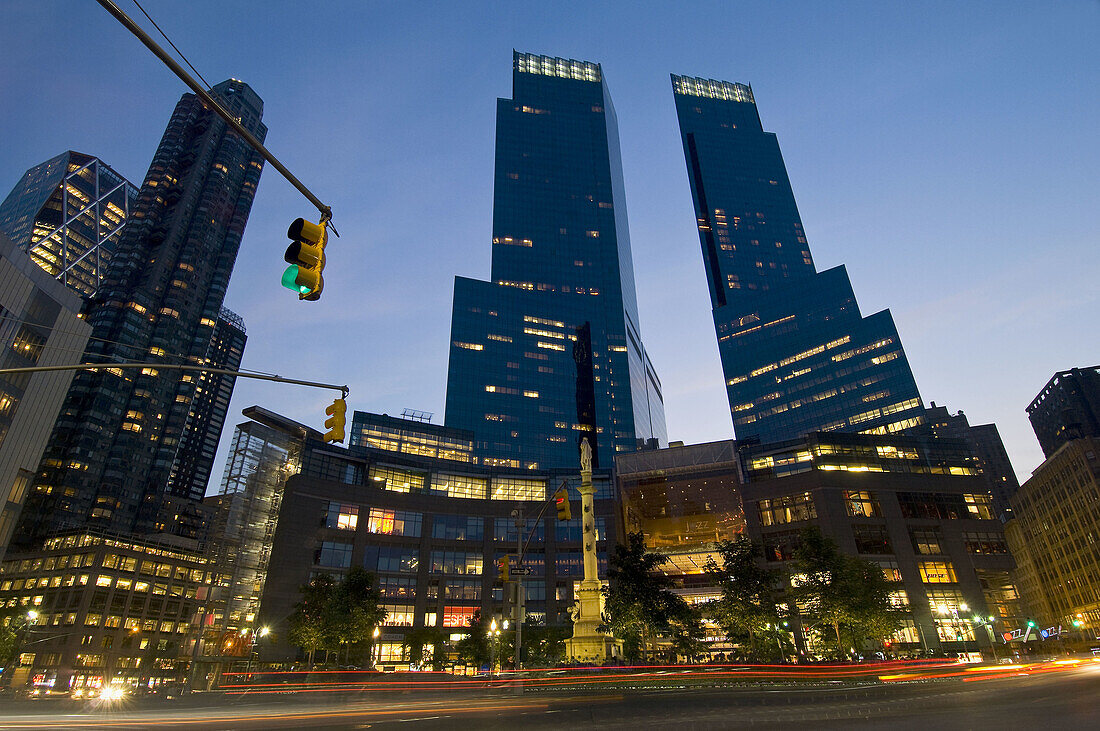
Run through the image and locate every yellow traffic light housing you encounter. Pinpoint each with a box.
[554,486,571,521]
[323,397,346,443]
[283,218,327,300]
[498,555,510,581]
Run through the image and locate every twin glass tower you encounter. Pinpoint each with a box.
[446,55,926,469]
[445,53,667,471]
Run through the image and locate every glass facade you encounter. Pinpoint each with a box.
[672,75,925,442]
[166,307,246,503]
[445,52,666,471]
[0,152,138,299]
[14,80,266,545]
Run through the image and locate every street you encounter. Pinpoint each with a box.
[1,662,1098,730]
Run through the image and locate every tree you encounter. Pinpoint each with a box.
[288,570,387,667]
[791,527,899,658]
[454,610,491,669]
[601,532,691,662]
[705,536,787,662]
[522,619,567,667]
[402,627,449,670]
[0,607,30,685]
[287,573,335,667]
[326,568,387,664]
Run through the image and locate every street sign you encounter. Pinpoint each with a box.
[511,566,534,576]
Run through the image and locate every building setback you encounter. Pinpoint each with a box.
[14,80,265,546]
[616,432,1020,657]
[671,76,925,443]
[925,402,1020,521]
[0,151,138,299]
[0,233,91,561]
[1027,367,1100,459]
[445,52,666,472]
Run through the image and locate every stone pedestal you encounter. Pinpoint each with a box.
[565,439,620,663]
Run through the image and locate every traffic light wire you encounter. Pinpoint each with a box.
[129,0,212,91]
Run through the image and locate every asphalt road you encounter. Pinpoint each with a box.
[2,665,1098,730]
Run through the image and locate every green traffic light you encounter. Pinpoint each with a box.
[281,265,312,295]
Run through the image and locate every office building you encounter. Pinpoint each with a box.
[0,233,92,561]
[251,407,616,667]
[672,76,925,443]
[0,532,209,694]
[165,307,247,506]
[0,151,138,299]
[925,402,1019,520]
[445,52,666,471]
[1005,437,1100,649]
[13,80,266,547]
[1027,367,1100,459]
[617,432,1020,657]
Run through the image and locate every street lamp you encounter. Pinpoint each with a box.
[372,627,381,669]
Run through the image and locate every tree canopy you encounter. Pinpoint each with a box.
[791,527,899,658]
[601,532,701,662]
[287,568,386,666]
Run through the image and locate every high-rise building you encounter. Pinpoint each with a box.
[445,52,666,471]
[672,76,925,443]
[165,307,247,504]
[1027,366,1100,458]
[13,80,266,547]
[925,403,1020,521]
[0,151,138,299]
[0,232,91,561]
[1005,437,1100,647]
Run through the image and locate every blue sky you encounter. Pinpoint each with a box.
[2,1,1096,487]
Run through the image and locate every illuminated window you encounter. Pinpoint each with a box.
[963,493,995,520]
[757,492,816,526]
[323,502,359,530]
[369,465,426,493]
[431,474,487,500]
[918,561,957,584]
[491,477,545,501]
[381,605,414,627]
[366,508,422,537]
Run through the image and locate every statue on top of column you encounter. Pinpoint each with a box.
[580,437,592,474]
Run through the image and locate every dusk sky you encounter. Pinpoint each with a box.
[2,1,1096,489]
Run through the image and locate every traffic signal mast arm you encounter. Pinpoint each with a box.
[0,362,349,399]
[514,479,573,567]
[95,0,333,224]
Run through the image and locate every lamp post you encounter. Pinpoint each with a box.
[372,627,381,669]
[488,619,502,681]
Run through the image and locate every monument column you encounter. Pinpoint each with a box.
[564,438,619,663]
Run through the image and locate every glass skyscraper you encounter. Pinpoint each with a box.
[14,80,266,546]
[445,52,666,471]
[672,75,925,442]
[0,151,138,299]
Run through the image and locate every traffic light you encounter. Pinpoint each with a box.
[323,397,346,443]
[497,555,510,581]
[282,218,327,300]
[554,486,571,521]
